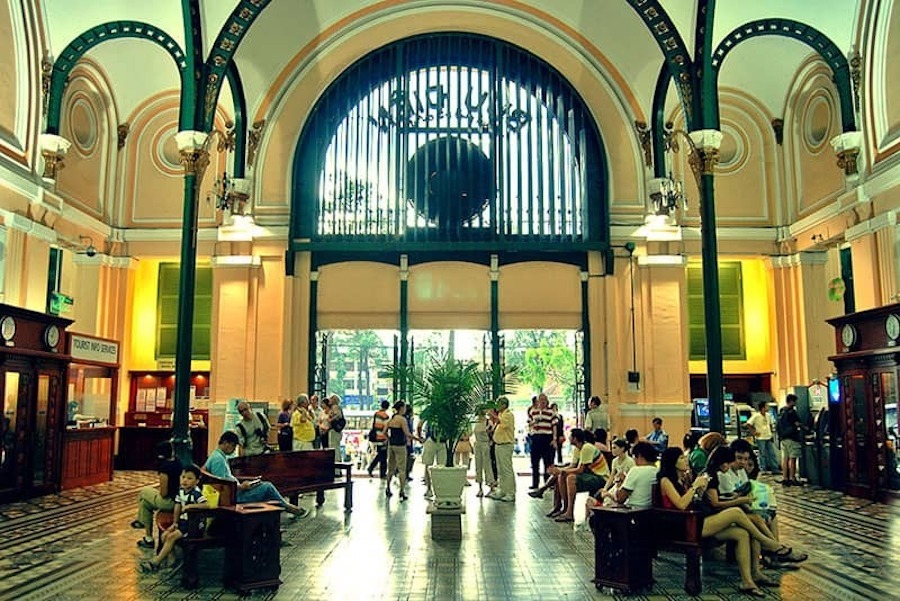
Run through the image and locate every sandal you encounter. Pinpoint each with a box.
[739,586,765,597]
[130,520,144,529]
[774,546,808,563]
[138,561,159,574]
[554,515,574,523]
[546,508,562,517]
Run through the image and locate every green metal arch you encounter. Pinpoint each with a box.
[45,21,187,134]
[624,0,697,130]
[199,0,272,131]
[711,18,855,132]
[651,62,672,177]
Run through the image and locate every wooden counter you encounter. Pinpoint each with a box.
[61,427,116,490]
[117,426,209,470]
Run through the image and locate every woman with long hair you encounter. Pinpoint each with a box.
[385,401,412,501]
[657,447,806,597]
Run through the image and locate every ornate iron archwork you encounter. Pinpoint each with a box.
[46,21,187,134]
[292,33,609,253]
[711,18,855,132]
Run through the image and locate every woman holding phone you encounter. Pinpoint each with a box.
[657,448,805,597]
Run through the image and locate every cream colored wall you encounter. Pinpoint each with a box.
[0,0,17,146]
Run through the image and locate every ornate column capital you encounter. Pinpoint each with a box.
[39,133,71,180]
[175,130,211,178]
[687,129,723,175]
[830,131,862,176]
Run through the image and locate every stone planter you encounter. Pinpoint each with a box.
[428,465,467,509]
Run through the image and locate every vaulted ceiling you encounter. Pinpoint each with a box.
[41,0,860,130]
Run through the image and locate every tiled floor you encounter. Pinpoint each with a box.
[0,462,897,600]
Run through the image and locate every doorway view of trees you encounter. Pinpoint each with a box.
[320,329,579,414]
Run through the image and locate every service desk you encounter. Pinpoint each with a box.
[60,427,116,489]
[116,426,209,469]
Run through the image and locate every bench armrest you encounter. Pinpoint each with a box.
[650,507,704,544]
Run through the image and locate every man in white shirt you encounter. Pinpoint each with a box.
[746,400,780,474]
[613,442,658,509]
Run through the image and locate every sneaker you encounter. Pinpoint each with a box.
[780,480,794,486]
[136,537,154,549]
[486,491,504,500]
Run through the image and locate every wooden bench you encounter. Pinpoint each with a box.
[154,469,237,589]
[229,449,353,512]
[648,483,736,595]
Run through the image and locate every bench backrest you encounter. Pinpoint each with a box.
[229,449,336,491]
[650,482,703,544]
[199,468,237,508]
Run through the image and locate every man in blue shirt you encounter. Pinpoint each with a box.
[204,431,310,518]
[645,417,669,453]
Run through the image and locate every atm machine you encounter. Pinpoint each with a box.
[794,383,828,486]
[826,376,845,491]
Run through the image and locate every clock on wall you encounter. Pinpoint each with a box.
[0,315,15,346]
[887,314,900,346]
[44,325,61,351]
[841,324,858,350]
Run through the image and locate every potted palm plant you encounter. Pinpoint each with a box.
[387,351,502,508]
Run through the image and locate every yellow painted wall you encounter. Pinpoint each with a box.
[688,258,773,375]
[128,258,211,372]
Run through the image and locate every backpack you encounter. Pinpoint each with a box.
[776,408,797,440]
[237,411,270,446]
[332,415,347,432]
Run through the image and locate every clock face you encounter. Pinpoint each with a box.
[0,316,15,342]
[887,314,900,341]
[842,324,858,348]
[44,325,60,350]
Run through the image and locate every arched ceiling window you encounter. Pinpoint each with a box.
[292,33,608,252]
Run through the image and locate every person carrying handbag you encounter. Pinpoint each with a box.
[367,401,391,477]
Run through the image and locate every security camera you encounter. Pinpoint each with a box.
[78,235,98,257]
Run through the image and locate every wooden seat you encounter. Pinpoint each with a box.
[175,469,236,589]
[229,449,353,512]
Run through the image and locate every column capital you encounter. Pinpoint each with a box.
[688,129,723,175]
[175,130,212,177]
[39,133,71,179]
[830,131,862,176]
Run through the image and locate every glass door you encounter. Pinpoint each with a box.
[0,369,30,498]
[849,374,870,489]
[878,371,900,491]
[32,374,50,488]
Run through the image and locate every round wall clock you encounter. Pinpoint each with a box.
[44,325,61,351]
[0,315,15,344]
[842,324,858,349]
[887,314,900,343]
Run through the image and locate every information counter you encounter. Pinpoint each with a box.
[61,426,116,489]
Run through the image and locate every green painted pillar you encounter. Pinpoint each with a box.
[580,270,591,414]
[171,134,208,466]
[490,255,500,398]
[698,167,725,434]
[308,269,319,395]
[399,254,409,401]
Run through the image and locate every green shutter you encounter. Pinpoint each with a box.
[686,262,746,361]
[156,263,212,360]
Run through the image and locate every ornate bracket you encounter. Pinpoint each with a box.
[634,121,653,169]
[664,124,722,187]
[117,123,130,149]
[247,119,266,167]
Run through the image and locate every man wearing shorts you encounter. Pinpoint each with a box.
[779,394,804,486]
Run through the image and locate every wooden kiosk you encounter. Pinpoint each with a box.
[828,303,900,500]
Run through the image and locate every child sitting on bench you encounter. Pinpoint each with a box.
[140,465,208,573]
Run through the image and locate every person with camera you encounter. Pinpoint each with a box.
[234,401,271,456]
[291,394,317,450]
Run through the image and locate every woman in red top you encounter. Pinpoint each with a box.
[657,448,804,597]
